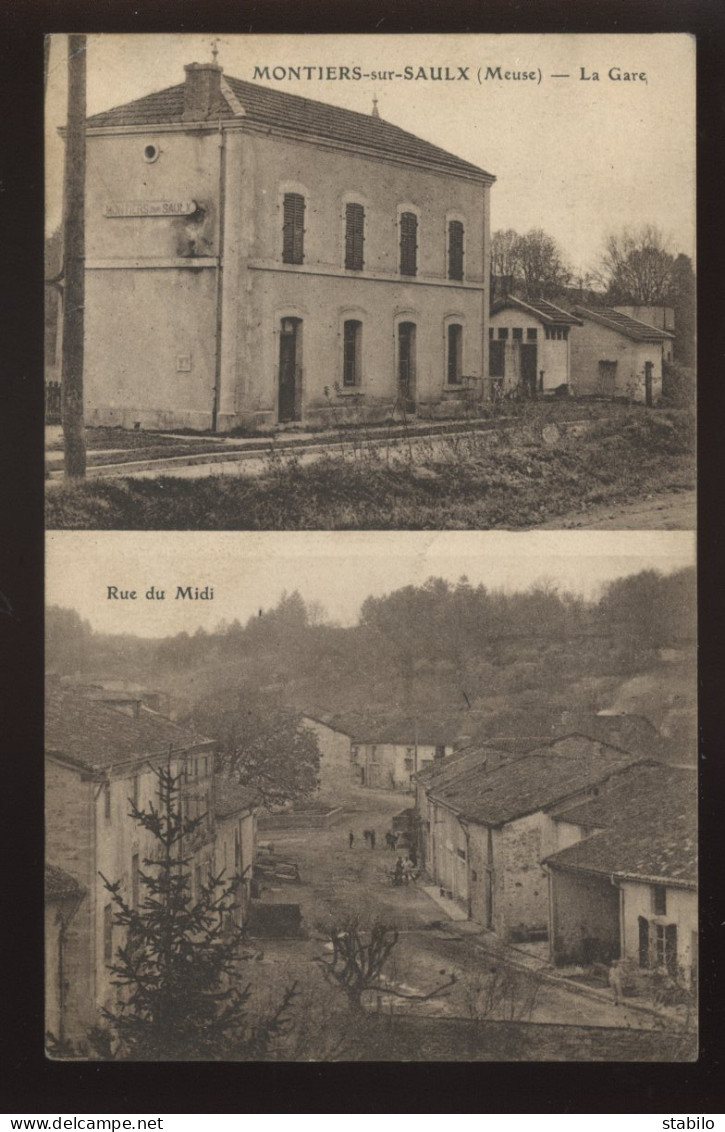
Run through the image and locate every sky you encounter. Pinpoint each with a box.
[46,530,696,638]
[45,33,696,274]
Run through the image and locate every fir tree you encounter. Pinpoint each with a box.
[98,759,295,1060]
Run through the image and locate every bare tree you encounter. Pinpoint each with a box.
[597,224,675,304]
[314,916,456,1012]
[490,228,571,301]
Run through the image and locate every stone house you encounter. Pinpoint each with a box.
[488,296,582,397]
[544,764,697,983]
[349,717,456,792]
[76,61,495,432]
[45,864,86,1048]
[299,712,355,799]
[419,736,642,938]
[45,682,258,1048]
[570,306,674,404]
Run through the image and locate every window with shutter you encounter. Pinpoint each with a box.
[282,193,305,264]
[345,203,365,271]
[400,211,418,276]
[343,320,362,386]
[448,220,464,280]
[447,324,463,384]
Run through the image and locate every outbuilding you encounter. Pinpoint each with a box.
[570,306,674,404]
[488,296,582,398]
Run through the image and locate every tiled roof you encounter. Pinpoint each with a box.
[428,748,640,826]
[45,863,85,901]
[573,305,675,341]
[414,745,513,787]
[491,296,583,327]
[85,73,494,183]
[480,736,552,755]
[45,685,212,771]
[545,765,696,884]
[213,775,260,819]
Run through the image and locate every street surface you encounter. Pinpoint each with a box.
[247,783,655,1029]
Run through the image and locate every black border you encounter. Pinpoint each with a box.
[5,0,725,1113]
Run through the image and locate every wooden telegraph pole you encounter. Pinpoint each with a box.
[61,34,87,478]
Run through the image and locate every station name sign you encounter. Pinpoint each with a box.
[104,200,197,218]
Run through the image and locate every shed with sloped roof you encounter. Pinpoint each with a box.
[570,306,674,403]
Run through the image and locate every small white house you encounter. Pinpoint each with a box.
[570,306,674,404]
[488,296,582,398]
[545,764,697,983]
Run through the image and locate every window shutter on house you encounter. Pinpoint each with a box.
[400,211,418,275]
[665,923,678,974]
[638,915,650,968]
[283,193,305,264]
[345,203,365,271]
[448,220,464,280]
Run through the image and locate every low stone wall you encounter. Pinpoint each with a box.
[258,805,343,831]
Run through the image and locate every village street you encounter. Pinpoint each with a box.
[249,784,657,1031]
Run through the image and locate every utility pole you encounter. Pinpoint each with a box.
[61,34,87,478]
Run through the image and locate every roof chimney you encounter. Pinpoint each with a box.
[371,95,380,119]
[183,62,224,122]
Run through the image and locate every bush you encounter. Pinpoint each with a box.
[662,361,696,407]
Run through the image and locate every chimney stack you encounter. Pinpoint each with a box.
[183,62,224,122]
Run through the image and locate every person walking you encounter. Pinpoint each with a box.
[608,959,624,1006]
[348,830,354,849]
[370,829,376,850]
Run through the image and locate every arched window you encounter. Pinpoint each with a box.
[282,192,305,264]
[343,320,363,386]
[447,323,463,384]
[345,202,365,271]
[399,211,418,276]
[448,220,464,280]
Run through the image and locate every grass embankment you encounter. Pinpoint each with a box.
[46,410,695,530]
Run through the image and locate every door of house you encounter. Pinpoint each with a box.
[598,360,617,396]
[398,322,417,412]
[521,343,537,398]
[278,319,300,422]
[489,339,505,379]
[644,361,654,407]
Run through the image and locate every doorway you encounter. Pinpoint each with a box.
[398,322,417,412]
[521,343,537,398]
[278,318,301,422]
[644,360,654,407]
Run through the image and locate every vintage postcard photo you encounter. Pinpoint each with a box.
[45,529,697,1061]
[44,33,695,531]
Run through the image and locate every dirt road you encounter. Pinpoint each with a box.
[538,489,696,530]
[250,785,655,1030]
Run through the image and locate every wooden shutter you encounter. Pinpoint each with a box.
[400,211,418,275]
[665,923,678,974]
[638,915,650,968]
[448,220,464,280]
[282,193,305,264]
[345,203,365,271]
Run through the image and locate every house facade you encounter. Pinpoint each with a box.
[418,737,642,940]
[45,682,258,1048]
[350,720,455,792]
[78,62,495,432]
[300,713,354,799]
[570,306,674,404]
[488,297,582,397]
[545,764,697,982]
